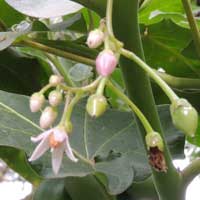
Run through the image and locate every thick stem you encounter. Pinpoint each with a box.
[181,0,200,57]
[112,0,183,199]
[182,159,200,187]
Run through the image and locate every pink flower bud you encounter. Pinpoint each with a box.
[30,93,45,112]
[49,75,64,86]
[86,29,104,49]
[96,50,118,77]
[48,90,63,107]
[40,106,57,129]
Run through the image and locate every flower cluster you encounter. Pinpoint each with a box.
[29,75,78,174]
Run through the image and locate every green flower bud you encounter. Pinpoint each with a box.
[48,90,63,107]
[170,98,198,137]
[86,94,107,118]
[145,131,164,151]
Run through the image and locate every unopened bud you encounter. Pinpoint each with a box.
[96,50,118,77]
[49,75,64,86]
[145,131,164,151]
[86,29,104,49]
[170,98,198,137]
[86,94,107,118]
[48,90,63,107]
[40,106,57,129]
[30,93,45,112]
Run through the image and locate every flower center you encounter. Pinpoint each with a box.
[49,133,62,148]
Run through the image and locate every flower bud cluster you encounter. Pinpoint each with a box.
[29,75,64,129]
[86,23,118,77]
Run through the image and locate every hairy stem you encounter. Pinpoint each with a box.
[181,0,200,57]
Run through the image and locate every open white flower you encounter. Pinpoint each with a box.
[29,126,78,174]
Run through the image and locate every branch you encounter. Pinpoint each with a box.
[17,39,95,66]
[182,159,200,187]
[155,71,200,89]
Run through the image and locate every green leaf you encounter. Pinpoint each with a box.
[0,146,42,185]
[0,49,49,94]
[5,0,83,18]
[0,0,25,27]
[65,175,115,200]
[34,179,71,200]
[69,63,93,82]
[0,90,184,194]
[141,20,200,77]
[139,0,184,25]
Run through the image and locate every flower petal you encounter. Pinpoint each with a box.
[31,129,52,143]
[65,137,78,162]
[51,145,64,174]
[53,127,66,142]
[29,135,50,161]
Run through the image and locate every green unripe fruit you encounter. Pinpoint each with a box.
[86,94,107,118]
[170,99,198,137]
[145,131,164,151]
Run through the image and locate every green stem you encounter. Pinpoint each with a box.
[45,53,75,86]
[106,0,114,37]
[60,92,72,125]
[65,92,83,122]
[120,48,179,102]
[107,80,153,133]
[60,76,101,93]
[181,0,200,57]
[96,77,107,95]
[182,159,200,187]
[155,70,200,89]
[18,39,95,66]
[112,0,183,199]
[39,84,53,94]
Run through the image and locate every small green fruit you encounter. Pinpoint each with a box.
[145,131,164,151]
[170,98,198,137]
[86,94,107,118]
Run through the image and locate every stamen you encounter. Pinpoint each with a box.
[49,133,62,148]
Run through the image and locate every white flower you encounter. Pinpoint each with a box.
[29,126,78,174]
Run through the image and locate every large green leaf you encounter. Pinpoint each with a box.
[34,179,71,200]
[141,20,200,77]
[5,0,83,18]
[0,49,49,94]
[139,0,184,25]
[0,90,184,194]
[0,0,25,27]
